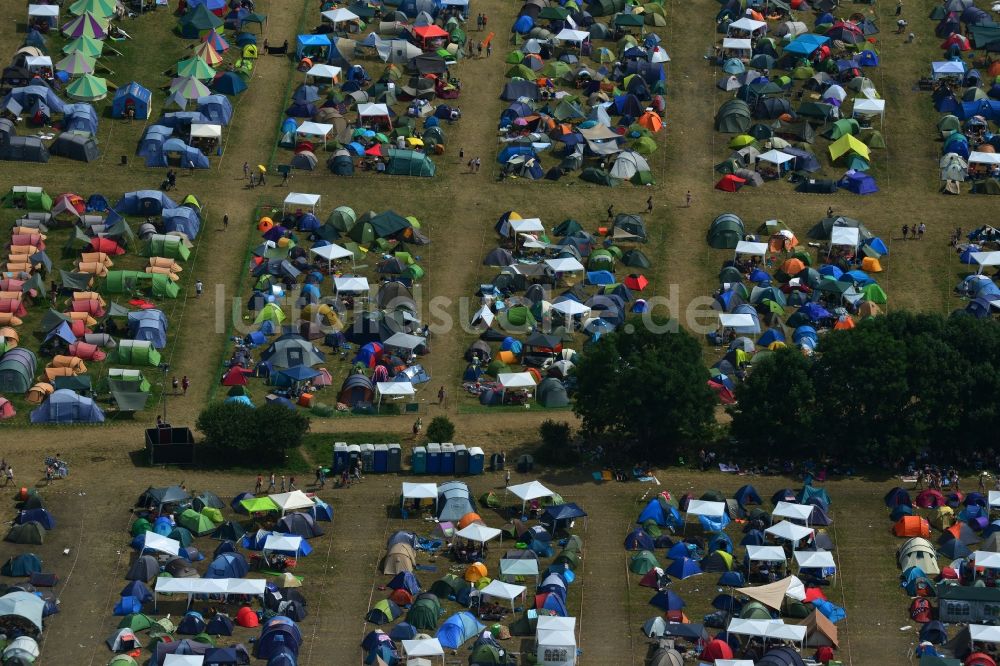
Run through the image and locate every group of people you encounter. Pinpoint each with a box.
[901,223,926,241]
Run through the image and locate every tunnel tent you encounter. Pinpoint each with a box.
[1,186,52,211]
[30,388,106,423]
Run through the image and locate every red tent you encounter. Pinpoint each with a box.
[236,606,259,628]
[365,143,384,157]
[0,397,15,420]
[624,274,648,291]
[88,237,126,255]
[715,175,746,192]
[71,299,106,318]
[702,639,734,661]
[68,342,107,362]
[412,24,449,47]
[222,366,252,386]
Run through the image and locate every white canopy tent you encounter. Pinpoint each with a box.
[970,151,1000,166]
[164,656,204,666]
[402,638,445,663]
[931,61,966,80]
[830,226,860,253]
[545,257,586,273]
[501,558,540,583]
[471,304,495,328]
[554,29,590,44]
[971,251,1000,275]
[140,532,181,558]
[305,63,343,84]
[508,480,555,514]
[189,124,221,141]
[722,38,752,56]
[773,501,814,525]
[852,98,885,128]
[358,102,391,123]
[719,313,756,330]
[402,482,438,513]
[456,522,502,544]
[154,578,266,610]
[727,618,806,646]
[970,624,1000,647]
[794,550,837,581]
[263,534,304,564]
[536,616,577,666]
[269,490,314,515]
[728,17,767,34]
[684,499,726,533]
[310,243,353,269]
[757,149,794,168]
[383,332,426,351]
[765,520,814,544]
[973,551,1000,569]
[283,192,320,214]
[746,545,788,562]
[734,240,768,258]
[296,121,335,149]
[551,299,590,319]
[510,218,545,235]
[480,579,526,612]
[334,275,370,294]
[497,372,537,401]
[29,4,60,22]
[376,381,415,408]
[321,8,360,24]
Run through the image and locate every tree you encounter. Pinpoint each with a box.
[536,420,578,466]
[571,316,715,459]
[426,416,455,443]
[197,402,310,466]
[729,348,816,457]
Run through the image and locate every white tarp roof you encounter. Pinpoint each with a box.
[735,241,768,256]
[973,551,1000,569]
[306,63,342,80]
[794,550,836,569]
[990,491,1000,508]
[29,5,60,17]
[972,251,1000,267]
[508,480,554,501]
[970,624,1000,643]
[510,218,544,233]
[830,226,860,247]
[932,61,966,76]
[472,305,494,327]
[729,17,767,32]
[311,244,353,262]
[481,579,526,600]
[25,56,52,68]
[263,534,303,552]
[284,192,320,207]
[773,501,814,522]
[402,482,437,499]
[164,656,205,666]
[501,558,539,576]
[383,332,426,350]
[727,618,807,642]
[722,38,752,51]
[545,257,586,273]
[719,313,756,328]
[686,499,726,517]
[852,98,885,116]
[497,372,537,389]
[269,490,314,512]
[969,151,1000,165]
[757,149,795,165]
[155,578,266,595]
[403,638,445,657]
[377,381,416,396]
[555,29,590,43]
[746,545,787,562]
[537,616,577,647]
[456,523,503,543]
[766,521,814,542]
[551,299,591,316]
[297,121,334,137]
[141,532,181,557]
[334,276,370,292]
[358,102,390,117]
[322,8,360,22]
[190,124,221,139]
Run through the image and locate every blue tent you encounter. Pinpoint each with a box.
[188,0,226,9]
[498,145,537,163]
[206,616,235,636]
[665,557,701,580]
[17,509,55,530]
[735,485,762,507]
[4,85,66,116]
[178,611,207,635]
[296,34,332,60]
[784,34,830,56]
[857,50,879,67]
[63,103,99,135]
[114,596,143,615]
[513,14,534,33]
[667,541,693,560]
[162,138,211,169]
[197,94,234,125]
[257,618,303,659]
[757,329,785,346]
[44,321,77,348]
[390,623,417,641]
[812,599,846,623]
[388,571,421,595]
[121,580,154,603]
[162,206,202,239]
[128,310,168,349]
[585,270,615,285]
[624,528,655,551]
[212,72,248,96]
[2,553,42,577]
[649,589,685,611]
[718,571,745,587]
[206,552,250,578]
[436,612,484,649]
[112,83,152,119]
[115,190,178,216]
[839,170,878,195]
[30,389,105,424]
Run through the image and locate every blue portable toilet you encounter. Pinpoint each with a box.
[440,443,455,474]
[412,446,427,474]
[360,444,375,472]
[333,443,349,473]
[468,447,485,475]
[455,444,469,475]
[348,444,361,471]
[426,443,441,474]
[388,443,402,472]
[374,444,389,473]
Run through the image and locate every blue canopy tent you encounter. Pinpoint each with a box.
[112,83,152,119]
[296,34,332,60]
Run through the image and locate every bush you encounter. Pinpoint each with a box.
[197,402,310,467]
[311,403,335,417]
[426,416,455,442]
[536,420,579,466]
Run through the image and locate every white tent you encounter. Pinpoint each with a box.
[852,98,885,127]
[383,332,426,350]
[334,275,370,294]
[154,578,266,609]
[189,124,221,140]
[480,579,526,611]
[509,480,554,502]
[497,372,537,401]
[971,251,1000,275]
[402,638,445,662]
[734,240,768,257]
[269,490,314,515]
[722,38,752,55]
[306,63,343,84]
[310,243,353,268]
[830,226,860,249]
[140,532,181,557]
[501,557,540,583]
[358,102,391,120]
[296,121,335,148]
[510,218,544,234]
[727,618,806,644]
[931,61,965,79]
[757,149,794,167]
[164,656,205,666]
[728,17,767,33]
[746,545,787,562]
[719,313,756,329]
[773,501,814,524]
[471,304,495,327]
[545,257,586,273]
[456,523,502,545]
[973,551,1000,569]
[321,8,360,23]
[686,499,726,517]
[554,29,590,44]
[970,624,1000,644]
[969,151,1000,166]
[551,299,590,317]
[794,550,836,576]
[536,616,577,666]
[283,192,320,213]
[376,381,415,408]
[29,4,60,22]
[765,520,814,543]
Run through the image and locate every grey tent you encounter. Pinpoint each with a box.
[707,213,745,249]
[0,136,49,162]
[112,390,151,412]
[261,335,326,368]
[622,249,651,268]
[537,378,569,407]
[715,99,752,133]
[126,555,160,582]
[49,133,99,162]
[0,348,37,393]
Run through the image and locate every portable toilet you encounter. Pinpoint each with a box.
[373,444,389,473]
[412,446,427,474]
[490,452,505,471]
[360,444,375,472]
[426,443,441,474]
[333,442,349,473]
[468,447,485,475]
[388,443,402,472]
[455,444,469,475]
[348,444,361,471]
[440,443,456,474]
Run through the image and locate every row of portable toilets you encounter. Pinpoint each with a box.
[332,443,487,475]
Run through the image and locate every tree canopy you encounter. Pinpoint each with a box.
[197,402,310,466]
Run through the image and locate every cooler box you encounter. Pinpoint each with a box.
[412,446,427,474]
[426,443,441,474]
[297,392,314,407]
[455,444,469,475]
[440,443,455,474]
[373,444,388,473]
[387,443,402,472]
[468,447,485,475]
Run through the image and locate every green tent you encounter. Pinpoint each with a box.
[539,5,570,19]
[130,518,152,537]
[1,186,52,210]
[862,283,887,304]
[178,509,215,536]
[118,613,156,632]
[180,4,224,32]
[505,51,525,64]
[631,136,658,155]
[176,56,216,81]
[542,62,572,79]
[553,219,583,236]
[327,206,356,231]
[144,235,190,260]
[554,549,579,569]
[707,213,745,249]
[500,305,536,328]
[553,99,584,121]
[240,497,279,513]
[201,507,223,524]
[63,35,105,57]
[630,550,660,574]
[972,178,1000,195]
[66,74,109,101]
[741,601,772,619]
[407,597,441,630]
[112,340,162,367]
[150,273,180,299]
[386,148,435,177]
[486,360,510,377]
[105,270,147,294]
[622,249,651,268]
[580,167,620,186]
[6,522,45,544]
[506,64,536,80]
[254,303,286,325]
[632,171,655,185]
[430,574,469,599]
[108,369,152,393]
[862,130,886,149]
[824,118,859,140]
[348,221,375,245]
[715,99,752,133]
[109,655,139,666]
[370,210,411,237]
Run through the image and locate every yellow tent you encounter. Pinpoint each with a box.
[828,134,870,162]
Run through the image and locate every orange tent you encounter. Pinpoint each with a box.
[893,516,929,538]
[638,111,663,132]
[780,258,806,275]
[0,326,19,347]
[457,512,482,529]
[834,316,855,330]
[861,257,883,273]
[858,302,883,317]
[464,562,488,582]
[258,217,274,233]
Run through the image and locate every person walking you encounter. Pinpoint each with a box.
[459,147,464,162]
[316,466,326,488]
[685,190,692,207]
[258,168,266,186]
[412,417,423,438]
[646,196,653,213]
[4,466,12,487]
[255,474,263,494]
[223,214,229,231]
[827,206,834,218]
[172,376,180,394]
[505,469,511,487]
[267,473,276,492]
[918,222,926,239]
[281,170,290,186]
[280,475,286,492]
[474,157,481,172]
[248,171,256,189]
[486,41,492,57]
[289,476,297,490]
[607,204,614,221]
[476,13,482,30]
[477,41,483,57]
[896,0,902,15]
[438,385,446,405]
[243,162,249,180]
[182,375,190,396]
[195,279,204,297]
[482,14,488,29]
[902,224,909,240]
